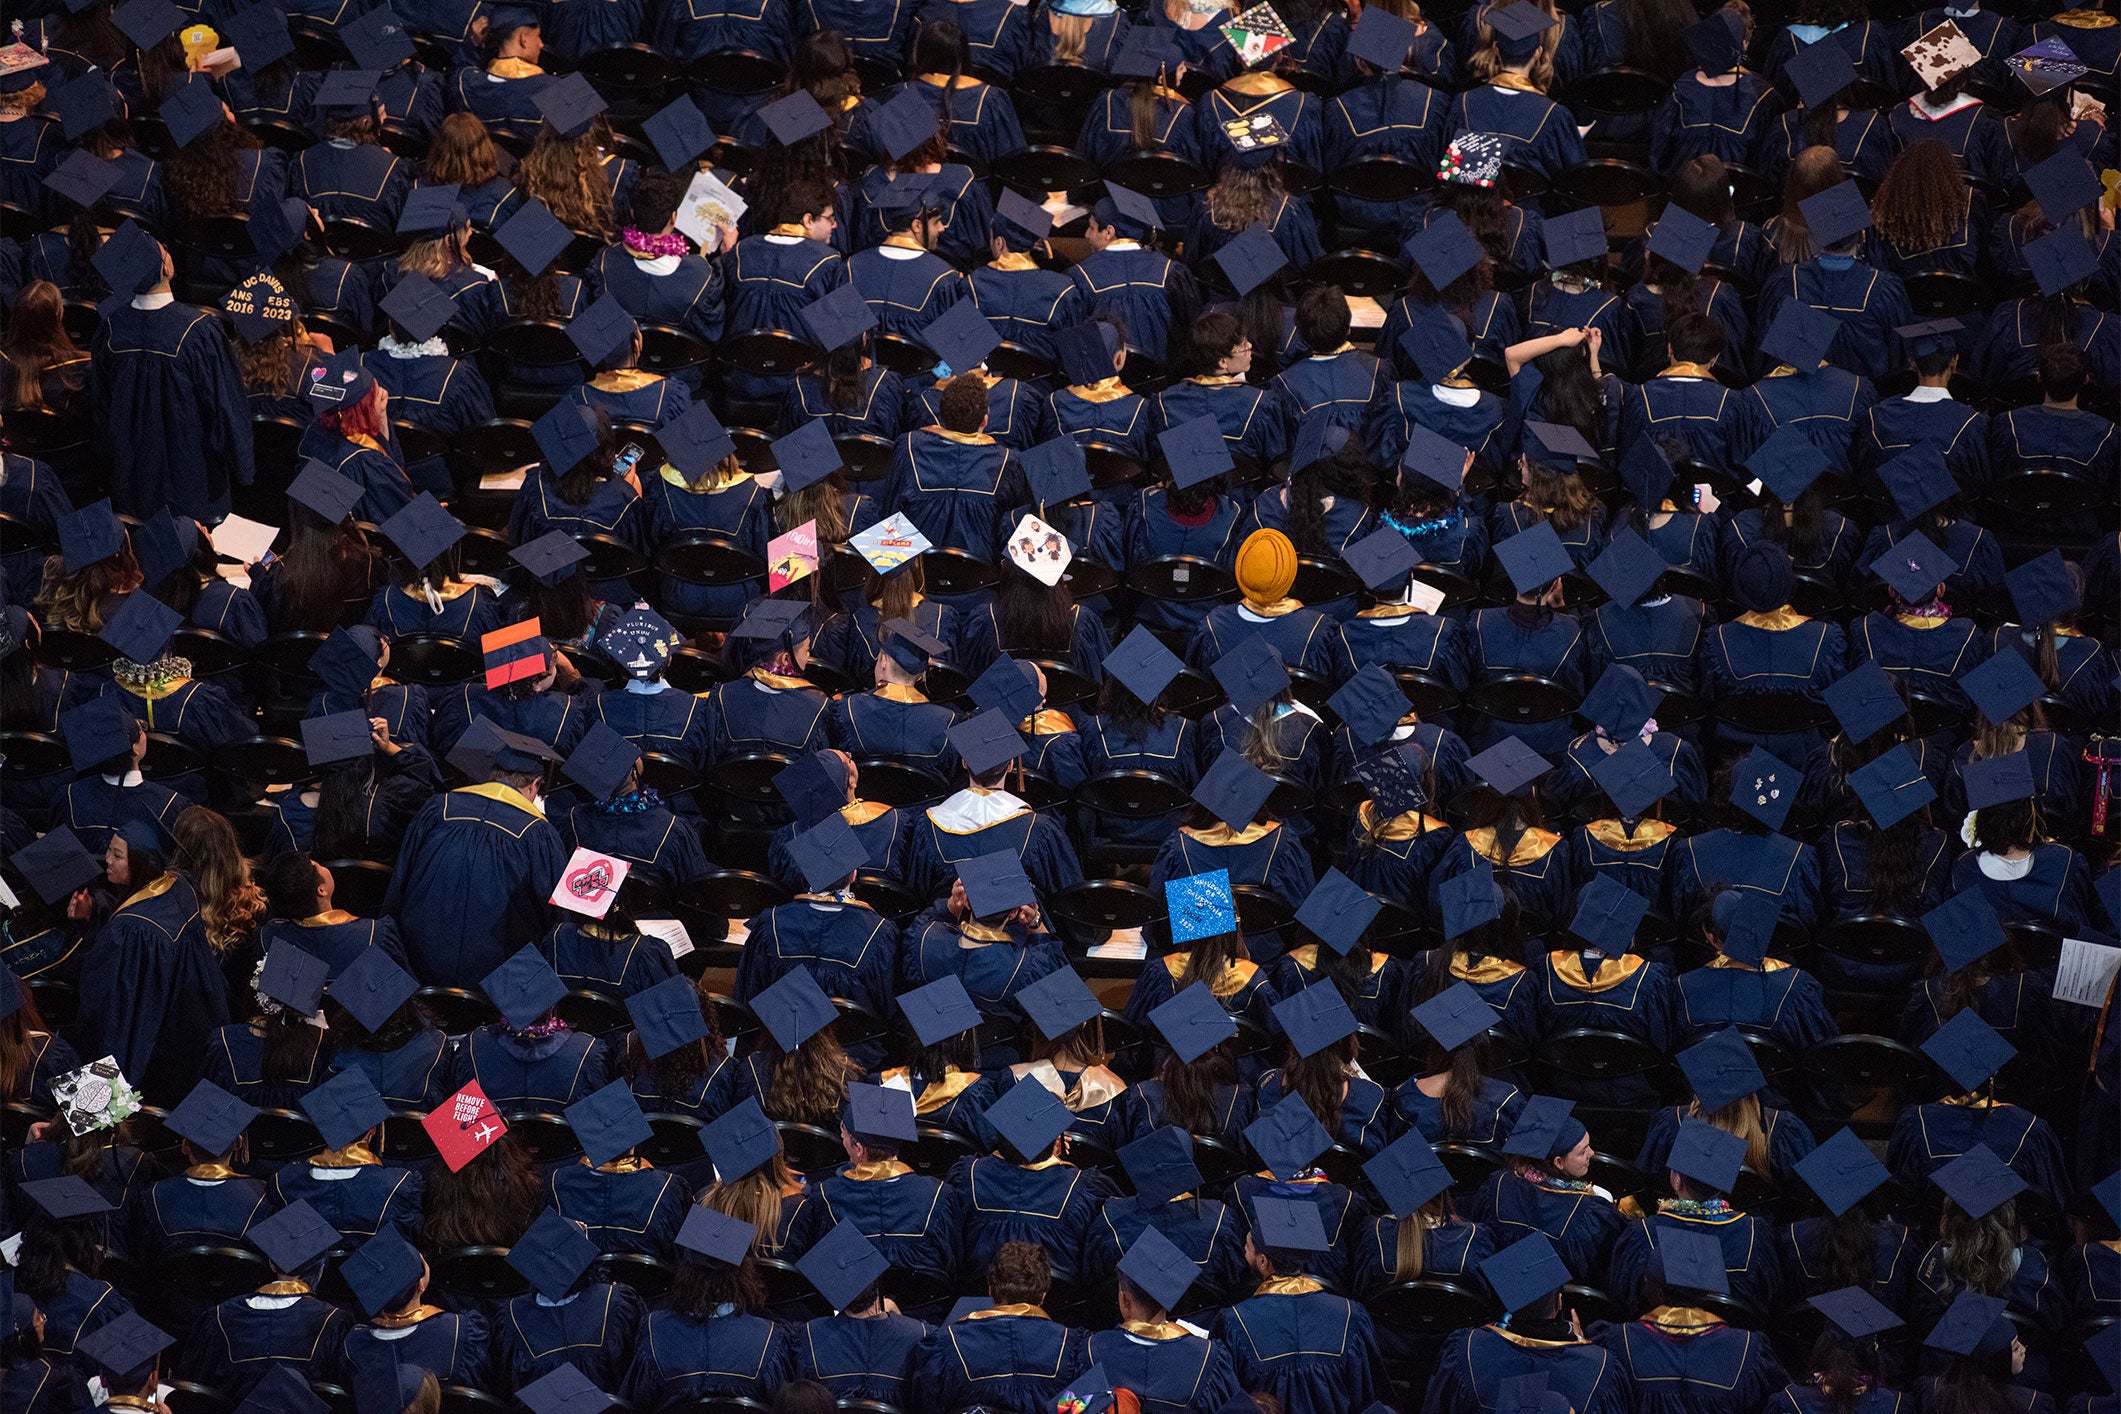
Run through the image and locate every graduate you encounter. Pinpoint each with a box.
[969,189,1085,365]
[1649,11,1782,171]
[1149,736,1318,963]
[910,1241,1092,1409]
[1988,346,2120,530]
[300,623,435,764]
[1758,181,1914,383]
[433,629,590,759]
[203,942,334,1109]
[1184,527,1335,675]
[1616,311,1763,469]
[490,1208,647,1394]
[447,8,553,144]
[1851,532,1985,707]
[766,752,915,895]
[385,720,569,988]
[950,1070,1116,1284]
[552,724,710,901]
[581,606,712,773]
[1759,41,1894,190]
[1679,891,1839,1056]
[1859,325,1990,488]
[86,224,255,524]
[91,593,250,759]
[585,168,725,350]
[1704,543,1848,757]
[1322,10,1449,236]
[54,697,183,861]
[452,946,615,1114]
[1607,1118,1788,1315]
[1889,45,2012,188]
[847,173,971,339]
[1071,185,1201,371]
[1743,305,1880,478]
[1215,1196,1388,1414]
[542,879,686,1001]
[366,272,496,444]
[325,947,455,1113]
[9,1169,137,1395]
[559,296,690,429]
[895,18,1028,166]
[134,1080,272,1261]
[1427,1230,1635,1414]
[271,1069,423,1244]
[904,716,1083,903]
[72,1310,174,1414]
[291,72,415,228]
[332,1230,491,1395]
[1564,738,1689,911]
[880,371,1024,564]
[1445,4,1588,180]
[789,1217,933,1405]
[1591,1223,1791,1412]
[1637,1026,1821,1192]
[901,853,1069,1068]
[1464,1097,1625,1282]
[1093,1232,1248,1408]
[807,1081,967,1299]
[638,404,776,622]
[830,618,962,778]
[908,308,1055,454]
[366,495,504,644]
[1081,1123,1252,1311]
[703,599,834,768]
[545,1081,689,1258]
[1369,312,1518,474]
[174,1200,354,1402]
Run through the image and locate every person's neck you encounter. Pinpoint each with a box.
[1918,375,1951,388]
[2046,397,2078,410]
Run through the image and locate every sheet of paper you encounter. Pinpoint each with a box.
[2054,937,2121,1008]
[676,168,748,250]
[1348,295,1384,329]
[0,876,19,909]
[210,514,279,566]
[1086,939,1149,961]
[1405,577,1447,615]
[0,1232,20,1264]
[479,470,526,493]
[637,918,694,961]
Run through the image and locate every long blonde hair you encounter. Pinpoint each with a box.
[36,548,142,632]
[1469,0,1560,91]
[1687,1092,1772,1178]
[517,125,613,239]
[1048,12,1092,62]
[172,806,267,955]
[1392,1191,1457,1279]
[698,1154,800,1252]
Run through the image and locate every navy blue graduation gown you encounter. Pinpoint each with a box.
[905,792,1082,903]
[1324,77,1449,231]
[0,452,70,606]
[958,604,1109,684]
[1704,613,1847,754]
[727,230,845,333]
[1760,258,1914,382]
[263,743,438,862]
[106,676,251,754]
[446,61,553,145]
[447,1023,611,1112]
[331,1028,455,1111]
[1106,1077,1257,1156]
[548,1159,689,1258]
[591,681,714,771]
[1082,1190,1251,1308]
[1272,346,1387,437]
[703,669,833,762]
[1157,376,1290,470]
[541,915,684,998]
[1609,1205,1785,1315]
[587,246,724,347]
[881,428,1022,561]
[176,1287,353,1402]
[365,348,495,440]
[59,775,186,860]
[1637,1104,1817,1192]
[1902,969,2066,1078]
[889,74,1026,167]
[90,298,256,523]
[494,1284,644,1395]
[811,1161,966,1286]
[1186,601,1336,676]
[1069,243,1200,368]
[910,375,1053,452]
[203,1022,331,1110]
[1425,1323,1633,1414]
[1778,1216,1916,1307]
[1150,823,1317,962]
[385,783,568,987]
[1393,1073,1525,1147]
[736,896,899,1037]
[1990,405,2118,493]
[1217,1279,1386,1414]
[911,1307,1092,1414]
[508,468,646,553]
[20,1268,129,1392]
[1465,1169,1625,1283]
[847,243,968,340]
[767,802,913,895]
[1885,1099,2070,1215]
[1123,487,1244,631]
[1088,1325,1246,1414]
[1822,821,1951,921]
[785,366,908,445]
[1649,73,1783,172]
[950,1154,1114,1285]
[367,579,504,641]
[1332,606,1471,690]
[969,260,1086,363]
[794,1310,931,1405]
[1672,830,1822,932]
[333,1307,490,1395]
[74,873,230,1104]
[555,801,711,900]
[1678,959,1837,1053]
[2,1355,80,1414]
[1447,83,1588,179]
[290,139,413,226]
[1742,364,1877,474]
[1851,611,1986,707]
[1861,392,1990,488]
[272,1155,424,1244]
[1591,1311,1787,1414]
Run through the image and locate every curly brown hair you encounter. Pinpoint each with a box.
[165,119,262,221]
[1871,140,1964,257]
[517,125,613,240]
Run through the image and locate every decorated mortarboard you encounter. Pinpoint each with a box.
[799,1220,890,1312]
[657,401,737,479]
[1794,1126,1892,1216]
[341,3,416,67]
[947,709,1028,776]
[311,69,382,116]
[221,3,294,69]
[1114,23,1182,78]
[1729,745,1797,831]
[1877,443,1956,523]
[752,964,837,1052]
[1252,1194,1331,1252]
[495,198,573,277]
[1329,667,1411,750]
[481,619,550,693]
[1412,980,1501,1054]
[1246,1098,1333,1180]
[1021,436,1092,507]
[1646,205,1716,275]
[564,1079,652,1167]
[2005,549,2078,627]
[729,596,813,643]
[1921,888,2006,974]
[1960,650,2046,728]
[1963,750,2033,810]
[340,1229,425,1318]
[1104,626,1185,707]
[1118,1126,1204,1208]
[1355,740,1430,821]
[1494,521,1573,598]
[880,617,948,675]
[1400,312,1475,385]
[1656,1225,1731,1296]
[113,0,183,48]
[643,94,715,169]
[258,939,331,1016]
[1211,636,1288,718]
[565,293,639,367]
[76,1312,172,1379]
[9,826,103,903]
[1677,1028,1766,1112]
[287,459,365,526]
[1401,422,1470,493]
[1159,414,1235,489]
[1213,222,1289,297]
[1787,33,1859,108]
[1192,749,1276,832]
[1926,1288,2013,1356]
[1018,965,1101,1041]
[509,1208,599,1296]
[1682,7,1743,72]
[1344,526,1421,595]
[1668,1117,1748,1193]
[956,849,1036,920]
[1466,736,1551,799]
[533,399,602,477]
[300,1066,389,1151]
[1760,301,1841,372]
[518,1363,617,1414]
[1903,17,1980,90]
[1800,180,1872,249]
[1823,660,1903,745]
[248,1198,340,1273]
[987,1071,1073,1159]
[1273,979,1359,1058]
[623,975,709,1062]
[1745,425,1830,506]
[164,1079,258,1157]
[900,974,983,1048]
[1541,205,1606,271]
[1568,874,1649,958]
[1848,744,1937,830]
[1405,210,1484,291]
[1347,4,1417,72]
[2010,36,2087,96]
[1482,1233,1571,1312]
[1922,1007,2016,1094]
[994,187,1054,245]
[1440,861,1503,939]
[1868,529,1958,604]
[1167,868,1237,945]
[93,219,163,297]
[535,71,607,138]
[769,416,844,492]
[870,87,940,162]
[1585,530,1666,613]
[98,588,180,666]
[1149,972,1238,1063]
[2028,226,2098,297]
[701,1097,778,1182]
[844,1080,918,1144]
[1810,1291,1905,1347]
[922,298,1001,373]
[44,148,119,210]
[1119,1223,1201,1309]
[481,945,567,1029]
[330,945,419,1033]
[377,492,464,568]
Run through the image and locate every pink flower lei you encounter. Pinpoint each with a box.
[623,227,690,259]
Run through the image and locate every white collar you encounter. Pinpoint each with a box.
[1978,852,2034,880]
[1906,385,1953,403]
[534,1291,581,1308]
[623,677,668,694]
[929,787,1030,833]
[247,1295,302,1310]
[1432,383,1480,407]
[131,291,175,311]
[307,1165,364,1181]
[101,769,145,787]
[879,246,925,261]
[633,253,682,276]
[1106,240,1143,251]
[379,333,448,359]
[765,234,803,244]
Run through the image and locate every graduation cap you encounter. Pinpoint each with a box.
[1360,1127,1453,1221]
[1896,317,1964,364]
[96,590,180,666]
[509,532,590,596]
[562,294,639,370]
[165,1079,257,1158]
[341,1229,424,1318]
[1018,966,1101,1041]
[900,974,983,1049]
[947,709,1028,776]
[132,509,196,589]
[879,617,948,676]
[621,974,708,1062]
[1290,411,1350,480]
[1112,1126,1202,1210]
[113,0,183,49]
[1159,414,1235,489]
[994,187,1054,246]
[701,1097,778,1182]
[248,1198,340,1274]
[1877,443,1956,523]
[375,271,456,345]
[643,95,715,171]
[1020,436,1091,510]
[1801,180,1873,250]
[1273,979,1359,1058]
[1482,1233,1571,1312]
[1668,1117,1748,1194]
[1759,302,1842,371]
[1921,1007,2016,1094]
[773,751,849,829]
[1708,890,1775,968]
[342,4,416,68]
[249,197,314,266]
[1113,23,1182,79]
[1532,207,1603,274]
[870,88,941,162]
[93,219,164,297]
[1167,868,1237,945]
[1118,1223,1201,1309]
[752,965,837,1052]
[1745,426,1830,506]
[1401,422,1469,493]
[923,300,1001,373]
[1467,736,1551,799]
[1794,1126,1892,1217]
[44,149,119,211]
[1053,321,1119,389]
[1412,980,1501,1053]
[1568,874,1649,958]
[76,1312,172,1381]
[1963,749,2034,809]
[1246,1098,1333,1180]
[1579,664,1659,743]
[299,1066,389,1151]
[2005,549,2078,627]
[222,3,294,70]
[841,1081,917,1149]
[2090,1320,2121,1397]
[1587,738,1672,820]
[1252,1194,1330,1252]
[1347,4,1417,73]
[1926,1288,2013,1356]
[1192,749,1276,832]
[509,1208,599,1297]
[20,1173,113,1220]
[1101,628,1182,711]
[11,827,103,912]
[2027,225,2098,297]
[284,464,366,537]
[874,171,939,222]
[770,416,844,492]
[1677,1028,1766,1112]
[729,596,814,645]
[1848,744,1937,830]
[1212,637,1289,718]
[1868,529,1958,604]
[956,849,1035,920]
[536,71,607,138]
[799,1220,890,1312]
[377,493,465,570]
[2024,149,2100,223]
[1356,740,1430,821]
[1487,0,1558,53]
[533,399,602,477]
[1583,530,1664,612]
[1681,7,1744,72]
[1729,745,1797,831]
[1960,651,2045,727]
[233,1369,330,1414]
[1149,973,1238,1063]
[448,718,560,781]
[1213,223,1289,297]
[481,945,567,1029]
[259,939,331,1016]
[1329,668,1412,752]
[1439,862,1503,939]
[1100,181,1164,234]
[565,1080,652,1167]
[657,401,738,480]
[1400,313,1476,386]
[1494,521,1572,597]
[1822,660,1903,746]
[311,69,382,117]
[758,89,831,149]
[1500,1094,1581,1161]
[1654,1224,1730,1297]
[1405,211,1485,291]
[495,199,574,277]
[330,945,419,1034]
[517,1364,617,1414]
[1343,527,1421,597]
[1295,869,1380,958]
[986,1072,1073,1161]
[1787,34,1858,107]
[1525,422,1598,475]
[1644,205,1716,276]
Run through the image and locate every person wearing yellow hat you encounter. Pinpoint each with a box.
[1184,528,1335,675]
